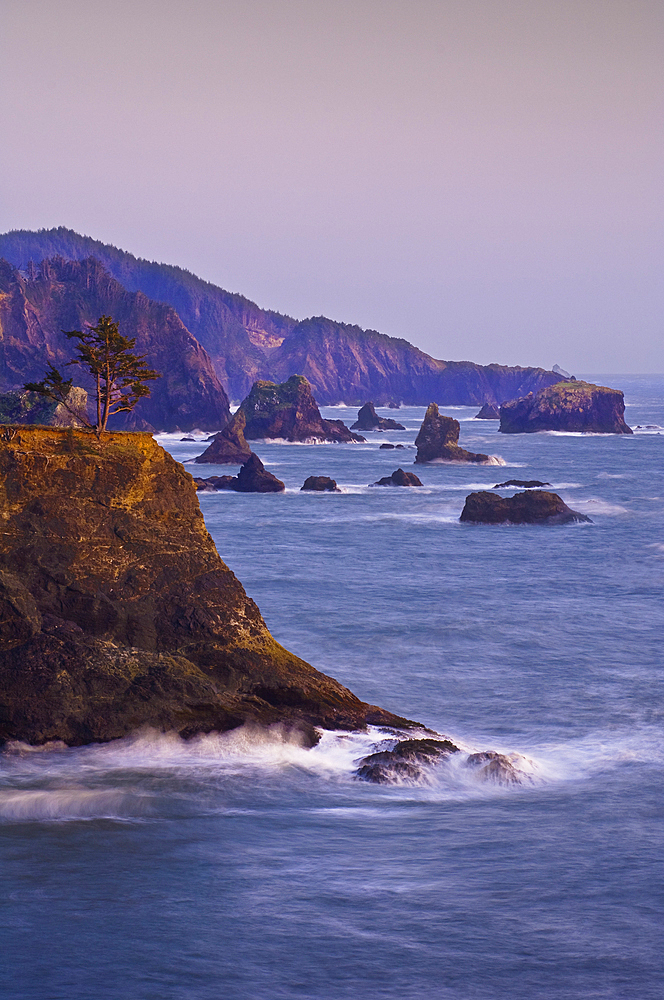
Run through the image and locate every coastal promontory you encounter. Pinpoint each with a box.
[0,427,408,745]
[499,381,632,434]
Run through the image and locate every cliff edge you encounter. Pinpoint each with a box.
[0,428,408,745]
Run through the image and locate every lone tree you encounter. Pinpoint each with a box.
[24,315,161,437]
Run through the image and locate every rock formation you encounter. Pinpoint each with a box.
[194,409,252,464]
[194,454,284,493]
[239,375,365,443]
[0,427,412,745]
[371,469,422,487]
[475,402,500,419]
[460,490,592,525]
[499,381,632,434]
[1,228,565,405]
[414,404,497,464]
[356,738,460,783]
[351,402,405,431]
[492,479,551,489]
[301,476,340,492]
[0,387,89,428]
[0,256,230,432]
[379,442,406,450]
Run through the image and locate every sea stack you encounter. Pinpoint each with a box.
[414,404,498,464]
[499,382,633,434]
[0,427,409,745]
[239,375,365,443]
[351,402,405,431]
[194,409,252,464]
[460,490,592,525]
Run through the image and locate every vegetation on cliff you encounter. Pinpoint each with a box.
[233,375,365,443]
[499,381,633,434]
[0,428,409,745]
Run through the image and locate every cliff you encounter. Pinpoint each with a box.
[0,427,408,745]
[0,229,563,405]
[238,375,364,443]
[0,257,230,432]
[499,381,633,434]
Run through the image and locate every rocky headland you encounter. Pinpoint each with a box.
[460,490,592,525]
[0,427,418,746]
[414,404,499,464]
[499,381,633,434]
[351,402,405,431]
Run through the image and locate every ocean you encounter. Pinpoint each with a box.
[1,374,662,999]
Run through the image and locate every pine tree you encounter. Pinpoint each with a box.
[24,315,161,437]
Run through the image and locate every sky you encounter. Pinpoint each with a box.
[1,0,662,372]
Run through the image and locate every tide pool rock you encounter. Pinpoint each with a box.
[239,375,365,443]
[372,468,422,487]
[351,402,405,431]
[301,476,340,492]
[0,427,411,745]
[460,490,592,525]
[499,381,633,434]
[414,404,496,464]
[492,479,551,489]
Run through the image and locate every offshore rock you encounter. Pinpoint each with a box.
[193,475,235,492]
[460,490,592,525]
[464,752,529,786]
[372,469,422,487]
[300,476,340,492]
[492,479,551,489]
[499,381,633,434]
[0,427,410,745]
[194,409,252,464]
[414,404,496,464]
[240,375,365,443]
[0,387,89,428]
[351,402,405,431]
[356,738,461,784]
[475,402,500,420]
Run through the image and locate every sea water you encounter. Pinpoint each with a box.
[1,374,662,1000]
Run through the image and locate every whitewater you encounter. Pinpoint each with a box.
[1,374,662,999]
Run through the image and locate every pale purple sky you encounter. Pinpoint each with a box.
[2,0,662,371]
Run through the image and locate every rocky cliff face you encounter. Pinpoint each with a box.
[499,381,633,434]
[414,404,497,464]
[0,229,564,405]
[0,257,230,432]
[239,375,364,443]
[0,427,407,745]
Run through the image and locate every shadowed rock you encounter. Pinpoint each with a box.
[194,409,252,464]
[372,468,422,487]
[414,404,497,464]
[301,476,340,492]
[493,479,551,489]
[0,427,413,746]
[351,402,405,431]
[499,381,632,434]
[475,402,500,420]
[460,490,592,525]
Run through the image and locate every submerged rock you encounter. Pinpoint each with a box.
[464,752,529,786]
[460,490,592,525]
[499,381,632,434]
[356,738,460,783]
[351,402,406,431]
[239,375,365,443]
[492,479,551,489]
[301,476,340,492]
[0,427,412,745]
[372,468,422,487]
[414,404,497,464]
[194,409,252,464]
[475,402,500,420]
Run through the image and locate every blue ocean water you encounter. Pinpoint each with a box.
[1,374,663,1000]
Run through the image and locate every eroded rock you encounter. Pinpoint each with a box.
[492,479,551,489]
[239,375,365,443]
[372,468,422,487]
[301,476,340,492]
[351,402,406,431]
[460,490,592,525]
[499,381,632,434]
[415,404,497,464]
[194,409,252,464]
[475,402,500,420]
